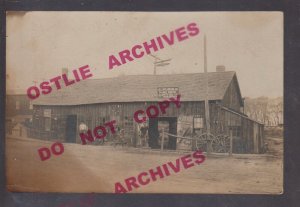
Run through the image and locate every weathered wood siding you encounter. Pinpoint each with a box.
[208,103,264,153]
[31,99,264,153]
[31,102,206,142]
[6,95,33,117]
[221,75,243,111]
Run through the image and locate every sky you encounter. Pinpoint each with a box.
[6,11,283,98]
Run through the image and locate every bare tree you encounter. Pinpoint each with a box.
[244,97,283,126]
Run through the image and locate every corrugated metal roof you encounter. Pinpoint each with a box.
[33,71,236,106]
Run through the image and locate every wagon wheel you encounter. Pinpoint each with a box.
[98,138,105,145]
[195,138,206,151]
[95,138,105,145]
[211,135,230,153]
[195,133,215,152]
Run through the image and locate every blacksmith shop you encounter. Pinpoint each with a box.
[30,69,264,154]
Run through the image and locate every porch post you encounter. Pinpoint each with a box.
[161,128,165,152]
[229,130,233,156]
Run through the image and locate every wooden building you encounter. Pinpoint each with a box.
[6,90,33,135]
[31,71,264,153]
[6,90,33,118]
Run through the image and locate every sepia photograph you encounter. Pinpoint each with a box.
[5,11,283,194]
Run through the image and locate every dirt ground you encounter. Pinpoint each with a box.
[6,135,283,194]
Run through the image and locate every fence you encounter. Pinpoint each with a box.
[161,128,233,155]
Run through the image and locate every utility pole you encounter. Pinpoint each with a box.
[204,34,211,154]
[154,56,158,75]
[149,54,171,75]
[204,34,210,134]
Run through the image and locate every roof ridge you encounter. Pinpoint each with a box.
[87,71,236,80]
[33,70,238,105]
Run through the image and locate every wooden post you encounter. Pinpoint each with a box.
[161,128,165,152]
[229,130,233,156]
[203,34,211,155]
[19,126,22,137]
[133,123,137,147]
[9,124,12,135]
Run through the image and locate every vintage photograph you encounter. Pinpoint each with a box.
[6,11,283,193]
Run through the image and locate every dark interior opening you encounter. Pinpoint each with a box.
[148,117,177,150]
[66,115,77,143]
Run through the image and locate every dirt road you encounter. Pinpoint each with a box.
[6,136,283,194]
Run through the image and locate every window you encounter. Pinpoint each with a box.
[193,117,203,129]
[16,101,20,110]
[45,117,51,131]
[29,101,33,110]
[125,116,133,126]
[44,109,52,131]
[44,109,51,117]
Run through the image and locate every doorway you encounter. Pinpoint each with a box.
[148,118,159,148]
[66,115,77,143]
[148,117,178,150]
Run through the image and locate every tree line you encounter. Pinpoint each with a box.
[244,97,283,126]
